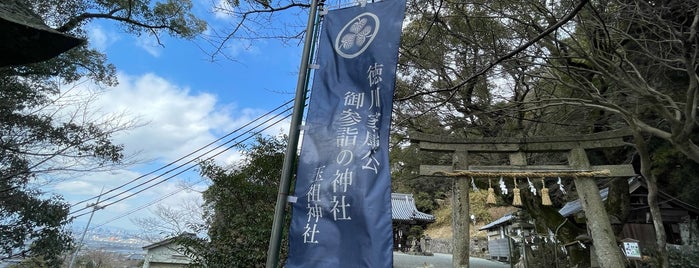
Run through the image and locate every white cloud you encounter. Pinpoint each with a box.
[212,0,235,20]
[228,39,263,57]
[135,35,163,57]
[54,180,101,196]
[93,73,241,164]
[80,175,208,231]
[52,72,290,230]
[57,169,146,204]
[87,25,119,51]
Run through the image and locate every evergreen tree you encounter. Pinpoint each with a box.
[182,135,288,267]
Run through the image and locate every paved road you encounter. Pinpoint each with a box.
[393,252,510,268]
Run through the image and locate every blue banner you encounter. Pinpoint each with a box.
[287,1,406,267]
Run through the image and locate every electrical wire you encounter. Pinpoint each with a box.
[69,110,292,220]
[68,105,293,218]
[69,98,294,209]
[70,102,293,217]
[0,101,295,261]
[88,178,207,231]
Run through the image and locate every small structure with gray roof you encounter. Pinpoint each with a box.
[391,193,436,252]
[480,177,699,262]
[142,233,197,268]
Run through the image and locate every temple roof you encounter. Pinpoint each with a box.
[391,193,435,224]
[478,213,514,231]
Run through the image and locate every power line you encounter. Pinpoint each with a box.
[68,107,293,219]
[68,105,293,217]
[70,111,291,221]
[69,98,294,209]
[1,100,296,261]
[88,178,207,231]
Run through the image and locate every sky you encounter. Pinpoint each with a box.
[46,0,311,234]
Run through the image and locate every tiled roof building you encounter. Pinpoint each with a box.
[391,193,435,252]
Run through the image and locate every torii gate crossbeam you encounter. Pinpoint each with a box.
[409,129,636,268]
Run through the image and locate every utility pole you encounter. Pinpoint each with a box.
[69,188,104,268]
[264,1,321,267]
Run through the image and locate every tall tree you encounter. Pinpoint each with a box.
[181,135,288,267]
[521,1,699,266]
[394,1,638,267]
[0,0,205,264]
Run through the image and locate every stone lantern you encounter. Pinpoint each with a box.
[423,235,432,255]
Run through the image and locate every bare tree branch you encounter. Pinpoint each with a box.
[395,0,590,102]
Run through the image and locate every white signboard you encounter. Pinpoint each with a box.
[622,240,641,260]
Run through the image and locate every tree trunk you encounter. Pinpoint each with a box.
[646,174,668,267]
[633,131,669,268]
[604,178,631,235]
[671,138,699,166]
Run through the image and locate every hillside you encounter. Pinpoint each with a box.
[424,190,518,239]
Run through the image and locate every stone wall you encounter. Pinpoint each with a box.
[427,237,489,258]
[429,238,453,254]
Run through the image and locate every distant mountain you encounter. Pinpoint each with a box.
[70,224,149,255]
[73,224,141,238]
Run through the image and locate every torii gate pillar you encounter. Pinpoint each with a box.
[410,129,635,268]
[569,147,626,268]
[452,150,469,268]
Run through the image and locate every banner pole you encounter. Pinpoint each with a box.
[265,0,320,267]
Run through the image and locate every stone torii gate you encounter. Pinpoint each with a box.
[409,129,637,268]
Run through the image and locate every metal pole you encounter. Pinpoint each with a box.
[506,234,514,268]
[69,187,104,268]
[265,1,320,267]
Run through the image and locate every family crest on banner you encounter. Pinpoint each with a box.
[286,1,407,267]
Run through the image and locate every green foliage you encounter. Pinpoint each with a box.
[8,256,50,268]
[407,225,424,240]
[413,192,436,214]
[668,245,699,268]
[0,63,116,265]
[151,0,208,38]
[393,1,699,268]
[1,0,206,263]
[188,135,288,267]
[43,0,207,39]
[649,137,699,209]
